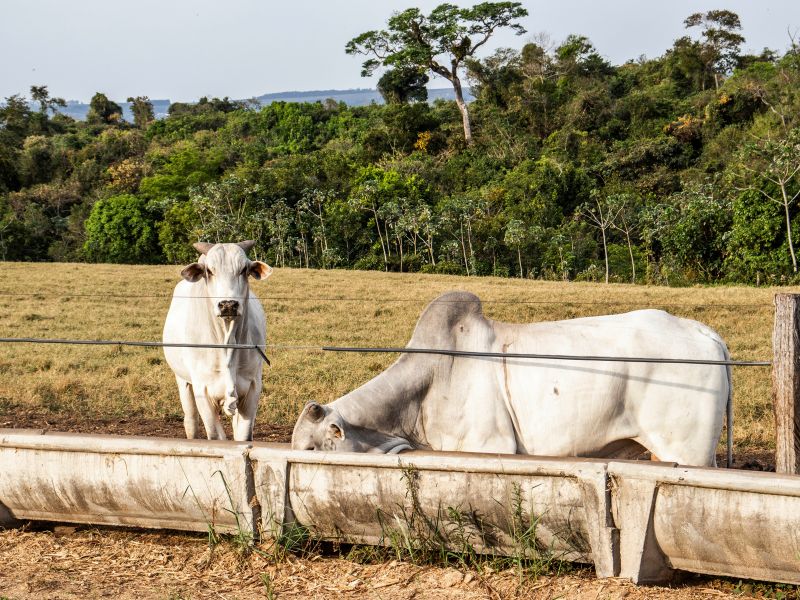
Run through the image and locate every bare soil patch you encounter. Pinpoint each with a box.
[0,526,782,600]
[0,407,294,442]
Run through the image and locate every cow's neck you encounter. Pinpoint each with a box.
[332,354,431,446]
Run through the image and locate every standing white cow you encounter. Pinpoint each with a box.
[292,291,732,466]
[163,241,271,441]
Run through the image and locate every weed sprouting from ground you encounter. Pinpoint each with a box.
[367,466,572,581]
[260,573,276,599]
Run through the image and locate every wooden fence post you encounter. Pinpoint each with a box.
[772,293,800,474]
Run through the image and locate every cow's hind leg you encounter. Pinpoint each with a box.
[195,387,226,440]
[176,376,199,439]
[233,381,260,442]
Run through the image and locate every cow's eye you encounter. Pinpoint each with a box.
[206,268,214,277]
[305,446,315,451]
[241,267,248,276]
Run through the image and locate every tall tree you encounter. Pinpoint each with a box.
[86,92,123,125]
[579,195,623,284]
[736,128,800,273]
[683,10,745,91]
[346,2,528,145]
[29,85,66,115]
[127,96,155,129]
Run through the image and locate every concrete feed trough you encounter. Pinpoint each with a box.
[250,447,617,575]
[1,428,799,586]
[0,430,253,533]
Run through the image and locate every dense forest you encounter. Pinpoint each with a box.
[1,6,799,285]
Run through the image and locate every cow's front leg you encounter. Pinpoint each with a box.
[176,376,199,439]
[195,387,226,440]
[232,381,260,442]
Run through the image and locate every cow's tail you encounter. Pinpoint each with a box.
[724,345,734,469]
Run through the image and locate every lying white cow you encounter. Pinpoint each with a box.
[163,241,271,441]
[292,291,731,466]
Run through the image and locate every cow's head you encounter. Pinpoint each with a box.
[181,241,272,319]
[291,401,413,454]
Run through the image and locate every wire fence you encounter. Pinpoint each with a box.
[0,336,772,367]
[0,337,270,365]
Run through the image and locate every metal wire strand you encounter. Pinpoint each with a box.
[0,337,770,367]
[322,346,771,367]
[0,337,271,365]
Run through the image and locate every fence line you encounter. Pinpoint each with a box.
[0,290,774,309]
[0,336,771,367]
[0,337,270,365]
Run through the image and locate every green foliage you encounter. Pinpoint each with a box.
[158,200,198,264]
[2,7,800,285]
[189,176,270,258]
[127,96,155,129]
[346,2,528,143]
[641,184,732,283]
[378,66,430,104]
[139,142,224,201]
[83,194,162,263]
[725,189,794,282]
[86,92,123,125]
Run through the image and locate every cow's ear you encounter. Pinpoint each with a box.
[193,242,214,255]
[328,423,345,440]
[304,402,324,423]
[248,261,273,280]
[181,263,206,282]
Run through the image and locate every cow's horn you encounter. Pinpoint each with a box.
[237,240,256,253]
[193,242,214,255]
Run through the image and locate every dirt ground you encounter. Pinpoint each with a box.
[0,408,295,444]
[1,525,788,600]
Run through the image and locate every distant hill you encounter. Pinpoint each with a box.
[53,88,472,121]
[252,87,472,107]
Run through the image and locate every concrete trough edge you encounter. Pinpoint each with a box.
[1,429,799,586]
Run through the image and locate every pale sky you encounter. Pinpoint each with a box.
[1,0,799,103]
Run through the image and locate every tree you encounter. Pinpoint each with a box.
[736,128,800,272]
[377,66,430,104]
[640,184,731,283]
[503,218,526,277]
[127,96,155,129]
[83,194,162,263]
[189,177,270,257]
[0,94,33,143]
[439,192,485,275]
[346,2,528,145]
[30,85,66,116]
[86,92,123,125]
[578,194,623,284]
[684,10,745,91]
[606,193,640,283]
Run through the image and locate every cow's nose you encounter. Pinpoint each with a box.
[218,300,239,316]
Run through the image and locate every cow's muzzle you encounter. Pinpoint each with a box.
[217,300,240,318]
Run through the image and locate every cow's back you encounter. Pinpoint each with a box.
[493,309,729,460]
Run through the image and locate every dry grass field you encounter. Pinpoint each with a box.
[1,262,799,599]
[0,262,790,451]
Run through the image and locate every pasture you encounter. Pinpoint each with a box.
[0,262,788,452]
[1,262,798,599]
